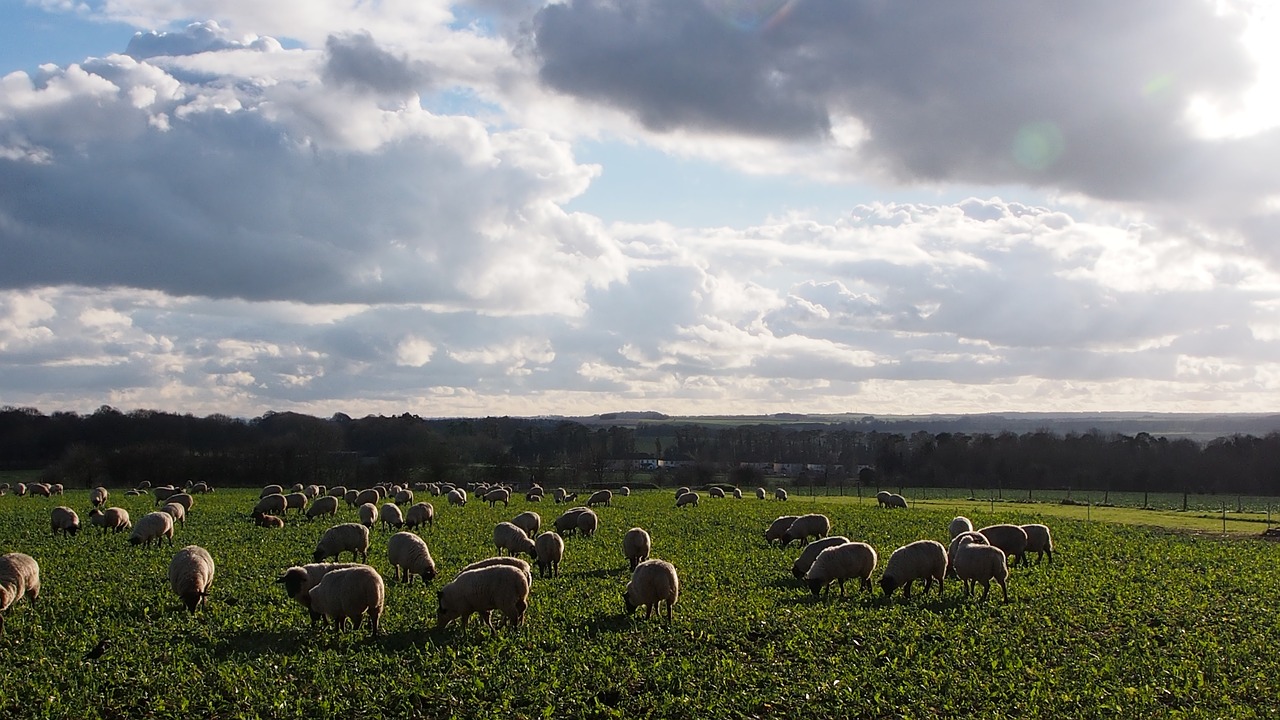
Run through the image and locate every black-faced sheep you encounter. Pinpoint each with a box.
[805,542,878,598]
[387,532,436,585]
[436,565,530,630]
[168,545,215,613]
[791,535,850,580]
[535,532,564,579]
[51,506,81,537]
[880,540,947,600]
[624,559,679,621]
[313,523,370,563]
[309,565,385,635]
[129,512,175,549]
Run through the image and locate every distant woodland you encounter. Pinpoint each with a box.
[3,405,1280,497]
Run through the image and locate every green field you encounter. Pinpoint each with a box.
[1,487,1278,719]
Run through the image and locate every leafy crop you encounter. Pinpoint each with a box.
[0,488,1278,718]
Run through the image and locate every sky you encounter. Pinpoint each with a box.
[1,0,1279,420]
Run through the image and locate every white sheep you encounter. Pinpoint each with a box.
[152,486,181,505]
[791,535,850,580]
[357,503,378,528]
[554,508,587,536]
[675,491,700,508]
[880,539,948,600]
[387,532,437,585]
[587,490,612,507]
[756,487,767,500]
[275,562,364,623]
[168,545,215,613]
[90,486,109,508]
[161,501,186,527]
[50,506,81,537]
[405,502,435,530]
[0,552,40,635]
[306,495,340,522]
[281,492,308,516]
[129,511,175,549]
[781,513,831,548]
[765,515,799,547]
[485,488,511,508]
[624,559,679,621]
[493,522,538,559]
[29,483,51,497]
[436,565,531,630]
[460,556,532,581]
[947,531,990,576]
[260,484,284,498]
[379,503,405,531]
[885,493,908,509]
[1021,524,1054,564]
[875,490,892,507]
[952,535,1009,601]
[805,541,878,598]
[355,488,382,507]
[313,523,371,563]
[88,507,131,534]
[511,511,540,538]
[308,565,385,635]
[774,488,788,501]
[253,494,287,518]
[167,493,195,512]
[978,524,1030,567]
[948,516,974,539]
[534,532,564,579]
[623,527,652,572]
[394,488,414,506]
[447,489,468,507]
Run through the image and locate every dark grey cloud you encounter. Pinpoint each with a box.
[322,31,435,95]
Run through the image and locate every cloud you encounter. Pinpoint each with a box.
[322,31,436,95]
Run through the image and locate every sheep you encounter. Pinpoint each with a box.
[675,486,690,499]
[90,486,109,508]
[355,488,382,507]
[708,487,725,499]
[732,488,743,499]
[774,488,789,501]
[357,503,378,528]
[379,503,405,531]
[575,508,600,538]
[978,524,1030,567]
[623,527,652,572]
[167,493,195,513]
[252,494,287,518]
[947,531,990,577]
[675,492,700,508]
[756,487,767,500]
[511,511,540,538]
[436,565,531,630]
[561,492,578,504]
[329,486,348,498]
[553,487,569,504]
[308,565,385,635]
[168,545,215,614]
[29,483,51,497]
[618,486,631,497]
[880,540,948,600]
[129,511,175,549]
[791,536,851,580]
[624,559,679,621]
[14,483,26,497]
[394,488,414,506]
[260,484,284,498]
[587,490,612,507]
[50,483,64,495]
[493,522,538,559]
[275,562,364,622]
[88,507,131,534]
[525,490,543,502]
[0,552,40,635]
[405,502,436,530]
[781,513,831,548]
[152,486,181,505]
[460,556,532,581]
[535,532,564,578]
[51,506,81,537]
[952,535,1009,601]
[344,490,360,508]
[280,492,307,516]
[1021,524,1055,564]
[387,532,437,585]
[255,513,285,528]
[160,501,187,527]
[765,516,799,547]
[554,508,588,537]
[188,482,210,494]
[447,489,467,507]
[949,516,975,539]
[306,495,340,522]
[484,488,511,508]
[876,490,892,508]
[805,542,878,598]
[313,523,371,563]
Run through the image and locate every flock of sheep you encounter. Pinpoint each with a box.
[0,479,1052,639]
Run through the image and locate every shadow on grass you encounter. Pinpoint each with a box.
[563,566,628,580]
[210,628,306,658]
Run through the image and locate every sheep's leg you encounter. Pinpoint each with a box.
[903,580,913,599]
[979,579,990,601]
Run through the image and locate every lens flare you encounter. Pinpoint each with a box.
[701,0,801,33]
[1012,121,1065,172]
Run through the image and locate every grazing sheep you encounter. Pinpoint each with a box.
[587,490,612,507]
[168,545,215,613]
[534,532,564,578]
[805,541,878,598]
[947,531,990,576]
[774,488,789,501]
[675,486,690,499]
[313,523,371,563]
[393,488,414,506]
[308,565,385,635]
[255,513,285,528]
[329,486,348,498]
[14,483,26,497]
[624,559,679,621]
[460,556,533,581]
[1021,524,1054,564]
[525,490,543,502]
[252,494,287,518]
[949,516,975,539]
[952,536,1009,601]
[876,490,892,507]
[623,527,652,572]
[884,493,908,509]
[387,532,437,585]
[260,484,284,498]
[781,514,831,548]
[436,565,531,630]
[484,488,511,508]
[553,487,569,504]
[756,487,767,500]
[50,483,64,495]
[357,503,378,528]
[306,495,340,522]
[278,492,306,516]
[29,483,51,497]
[732,488,743,499]
[618,486,631,497]
[675,492,700,508]
[51,506,81,537]
[343,490,360,508]
[880,540,948,600]
[708,487,725,499]
[379,503,405,531]
[0,552,41,635]
[978,524,1030,567]
[493,522,538,559]
[447,489,467,507]
[160,502,186,527]
[405,502,435,530]
[275,562,364,622]
[511,511,540,538]
[791,536,851,580]
[765,516,799,547]
[129,512,175,549]
[89,507,131,534]
[576,508,600,538]
[167,493,195,513]
[355,488,382,507]
[90,486,109,508]
[152,486,181,505]
[561,492,578,504]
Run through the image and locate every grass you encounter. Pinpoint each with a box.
[0,487,1278,718]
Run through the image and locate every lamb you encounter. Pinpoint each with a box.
[493,522,538,559]
[624,559,679,621]
[876,490,892,508]
[313,523,371,563]
[50,506,81,537]
[275,562,364,622]
[129,511,175,549]
[781,513,831,548]
[879,539,948,600]
[756,487,767,500]
[436,565,531,630]
[765,516,799,547]
[511,511,540,538]
[774,488,788,501]
[308,565,385,635]
[387,531,437,585]
[623,527,652,572]
[952,535,1009,601]
[255,513,285,528]
[535,532,564,578]
[447,489,467,507]
[88,507,131,534]
[949,516,975,539]
[260,484,284,498]
[306,495,340,521]
[160,501,187,527]
[358,503,378,528]
[484,488,511,508]
[978,524,1030,567]
[168,545,215,613]
[805,541,878,598]
[379,503,405,531]
[708,487,725,499]
[0,552,40,635]
[791,536,850,580]
[587,490,612,507]
[675,491,700,508]
[90,486,109,508]
[252,494,287,518]
[554,508,588,536]
[405,502,435,530]
[1021,524,1055,564]
[575,508,599,537]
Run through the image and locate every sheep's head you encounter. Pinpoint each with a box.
[276,567,310,601]
[806,577,826,597]
[879,575,899,598]
[622,590,637,615]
